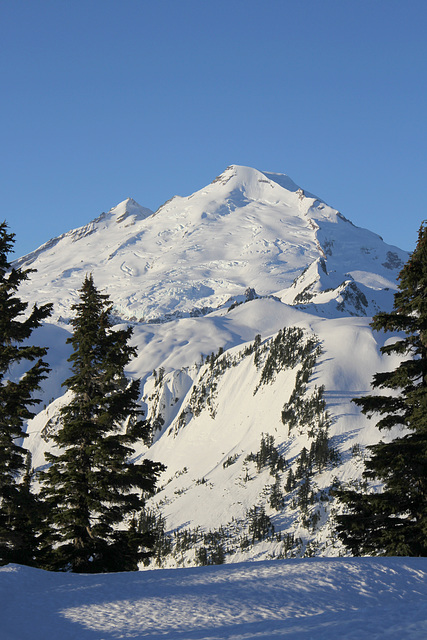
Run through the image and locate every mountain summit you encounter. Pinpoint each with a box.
[15,165,407,323]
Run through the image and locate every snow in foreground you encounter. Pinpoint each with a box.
[1,558,426,639]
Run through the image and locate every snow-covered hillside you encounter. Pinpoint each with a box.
[2,558,427,639]
[16,165,412,566]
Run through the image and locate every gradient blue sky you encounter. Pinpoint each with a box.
[2,0,426,258]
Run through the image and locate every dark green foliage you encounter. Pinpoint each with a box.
[153,367,165,387]
[246,433,286,475]
[296,476,312,512]
[279,331,323,434]
[253,333,262,350]
[282,383,326,434]
[40,275,165,572]
[269,474,285,510]
[173,527,200,553]
[0,222,52,566]
[252,334,264,367]
[196,529,226,565]
[207,346,224,369]
[279,532,302,558]
[149,415,165,444]
[337,222,427,556]
[306,508,321,533]
[166,524,229,566]
[285,467,296,492]
[195,546,209,565]
[223,454,238,468]
[262,327,303,382]
[309,429,339,471]
[289,432,337,518]
[137,508,172,566]
[255,327,318,392]
[295,447,311,479]
[247,505,274,542]
[187,347,235,419]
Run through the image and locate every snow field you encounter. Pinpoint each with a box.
[1,558,427,639]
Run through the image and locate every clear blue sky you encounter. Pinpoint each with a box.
[2,0,426,258]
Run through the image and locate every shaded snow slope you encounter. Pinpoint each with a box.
[1,558,427,639]
[14,165,407,322]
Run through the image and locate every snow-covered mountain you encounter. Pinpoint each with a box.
[17,165,411,567]
[15,165,406,323]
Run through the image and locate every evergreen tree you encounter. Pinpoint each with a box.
[285,467,296,492]
[336,222,427,556]
[0,222,52,565]
[269,474,285,510]
[40,275,165,572]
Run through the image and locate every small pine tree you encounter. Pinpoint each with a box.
[285,467,296,492]
[309,429,336,471]
[336,222,427,556]
[295,447,311,478]
[297,475,311,513]
[40,275,165,572]
[269,474,285,510]
[248,505,274,542]
[0,222,52,566]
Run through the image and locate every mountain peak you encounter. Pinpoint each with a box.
[228,165,302,193]
[96,198,153,225]
[206,165,313,206]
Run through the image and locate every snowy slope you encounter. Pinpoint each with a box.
[16,165,412,567]
[24,298,406,565]
[2,558,427,639]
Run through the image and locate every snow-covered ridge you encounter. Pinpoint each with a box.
[13,198,154,269]
[92,197,153,226]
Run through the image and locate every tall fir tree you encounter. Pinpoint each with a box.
[0,222,52,565]
[40,274,165,572]
[336,221,427,556]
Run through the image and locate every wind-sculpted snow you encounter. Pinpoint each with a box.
[1,558,427,639]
